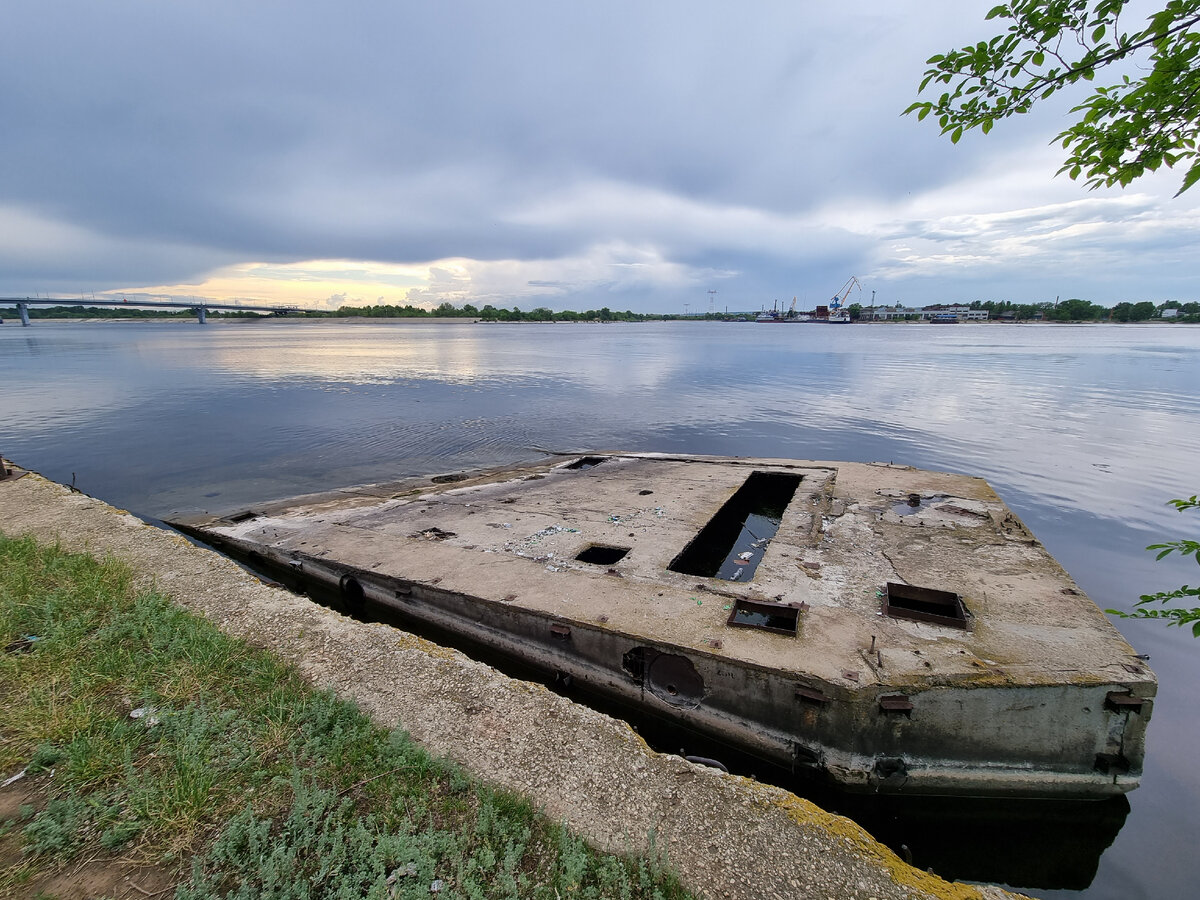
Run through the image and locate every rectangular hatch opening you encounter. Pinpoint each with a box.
[668,471,802,581]
[884,582,968,629]
[565,456,606,470]
[726,598,801,636]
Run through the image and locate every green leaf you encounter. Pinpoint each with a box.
[904,2,1200,198]
[1176,161,1200,196]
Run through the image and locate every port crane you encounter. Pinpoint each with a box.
[830,276,863,310]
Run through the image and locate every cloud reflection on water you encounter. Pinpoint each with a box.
[2,321,1197,536]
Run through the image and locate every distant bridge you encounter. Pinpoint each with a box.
[0,297,302,326]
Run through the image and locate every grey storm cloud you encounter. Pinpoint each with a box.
[2,0,1197,309]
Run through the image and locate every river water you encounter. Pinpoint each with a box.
[2,319,1198,898]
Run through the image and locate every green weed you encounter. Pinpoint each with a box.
[0,533,692,899]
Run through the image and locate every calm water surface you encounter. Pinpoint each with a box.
[3,320,1198,898]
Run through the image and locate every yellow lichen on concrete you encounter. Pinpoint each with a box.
[739,780,1000,900]
[391,632,467,660]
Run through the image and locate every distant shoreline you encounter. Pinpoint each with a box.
[2,313,1194,327]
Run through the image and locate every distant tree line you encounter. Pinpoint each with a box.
[5,302,666,323]
[846,299,1199,323]
[1142,300,1200,322]
[7,300,1198,324]
[319,302,663,322]
[13,305,193,319]
[964,299,1200,323]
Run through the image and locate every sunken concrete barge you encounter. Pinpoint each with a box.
[171,453,1154,799]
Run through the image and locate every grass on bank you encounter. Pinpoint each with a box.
[0,533,692,899]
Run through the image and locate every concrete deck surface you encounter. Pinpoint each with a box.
[184,452,1147,689]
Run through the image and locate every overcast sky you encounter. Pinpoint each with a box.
[3,0,1197,312]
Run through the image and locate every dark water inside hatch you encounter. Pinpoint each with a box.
[714,512,779,580]
[729,606,794,631]
[668,471,801,581]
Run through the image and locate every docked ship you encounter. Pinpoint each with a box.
[756,276,860,323]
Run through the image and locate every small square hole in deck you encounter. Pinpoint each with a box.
[565,456,607,470]
[575,545,630,565]
[726,599,800,636]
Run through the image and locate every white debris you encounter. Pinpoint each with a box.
[129,706,161,727]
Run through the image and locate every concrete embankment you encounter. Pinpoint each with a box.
[0,461,1021,900]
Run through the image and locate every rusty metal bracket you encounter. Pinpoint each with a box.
[1104,691,1145,714]
[879,695,914,716]
[794,686,829,706]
